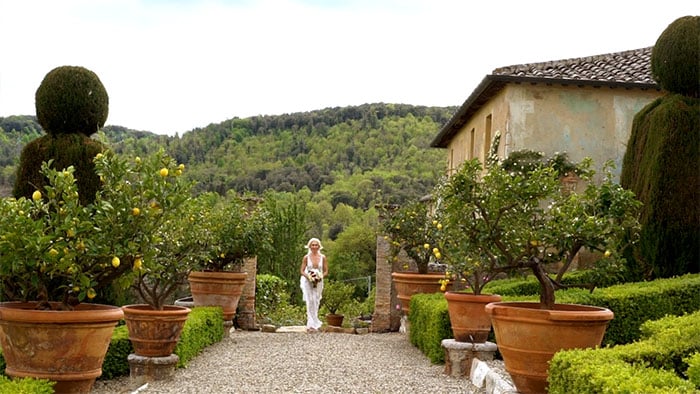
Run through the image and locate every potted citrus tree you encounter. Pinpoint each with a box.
[321,280,355,327]
[188,192,270,327]
[438,153,641,393]
[118,151,207,360]
[433,152,580,343]
[382,200,450,314]
[0,65,158,393]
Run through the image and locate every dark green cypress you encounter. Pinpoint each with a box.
[620,16,700,278]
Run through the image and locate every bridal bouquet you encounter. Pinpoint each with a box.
[308,269,323,288]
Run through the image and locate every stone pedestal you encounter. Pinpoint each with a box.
[223,320,234,338]
[441,339,497,378]
[128,353,179,384]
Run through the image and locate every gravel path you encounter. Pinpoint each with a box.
[92,329,483,394]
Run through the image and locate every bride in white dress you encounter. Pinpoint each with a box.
[299,238,329,332]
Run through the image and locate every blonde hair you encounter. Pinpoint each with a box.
[304,237,323,251]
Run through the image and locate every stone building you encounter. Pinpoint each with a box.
[430,47,663,179]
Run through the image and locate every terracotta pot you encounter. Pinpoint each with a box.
[325,313,344,327]
[391,272,448,314]
[122,304,191,357]
[188,271,247,321]
[0,302,123,394]
[485,301,614,394]
[444,291,502,343]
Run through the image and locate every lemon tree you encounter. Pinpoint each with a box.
[0,149,195,310]
[434,154,641,308]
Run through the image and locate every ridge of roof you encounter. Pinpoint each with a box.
[492,47,655,84]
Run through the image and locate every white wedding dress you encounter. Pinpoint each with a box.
[300,254,324,330]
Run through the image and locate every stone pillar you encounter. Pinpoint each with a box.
[371,234,402,332]
[441,339,498,378]
[236,256,258,330]
[128,354,179,385]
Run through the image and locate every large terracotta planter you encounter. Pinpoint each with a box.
[485,301,614,394]
[122,304,191,357]
[391,272,448,314]
[188,271,247,321]
[0,302,123,394]
[444,291,502,343]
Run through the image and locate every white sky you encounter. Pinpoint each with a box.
[1,0,697,135]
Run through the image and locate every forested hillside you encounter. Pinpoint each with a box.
[1,103,454,301]
[1,103,455,205]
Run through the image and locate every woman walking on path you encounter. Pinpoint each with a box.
[300,238,329,332]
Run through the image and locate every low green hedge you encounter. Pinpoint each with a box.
[0,376,54,394]
[483,269,625,297]
[548,311,700,393]
[408,293,451,364]
[409,273,700,364]
[687,352,700,388]
[174,306,224,367]
[101,324,132,379]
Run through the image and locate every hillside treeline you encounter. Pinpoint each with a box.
[1,103,455,206]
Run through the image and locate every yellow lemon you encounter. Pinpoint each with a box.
[133,257,143,271]
[436,223,443,230]
[87,288,96,299]
[95,153,103,160]
[32,190,42,201]
[178,163,185,171]
[423,243,430,249]
[530,240,539,247]
[604,250,612,258]
[73,286,80,292]
[112,256,120,268]
[433,247,439,254]
[135,156,141,164]
[159,168,169,177]
[434,252,442,259]
[132,207,141,216]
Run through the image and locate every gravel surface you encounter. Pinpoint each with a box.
[91,329,487,394]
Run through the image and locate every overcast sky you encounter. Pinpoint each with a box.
[1,0,697,135]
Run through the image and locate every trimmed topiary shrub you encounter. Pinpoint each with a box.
[35,65,109,136]
[651,16,700,98]
[621,15,700,279]
[13,65,108,205]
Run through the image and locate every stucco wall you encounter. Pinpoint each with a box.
[446,84,662,180]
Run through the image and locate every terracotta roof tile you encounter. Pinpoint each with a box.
[492,47,655,84]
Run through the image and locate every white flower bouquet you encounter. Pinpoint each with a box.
[308,269,323,288]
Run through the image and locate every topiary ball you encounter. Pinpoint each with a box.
[651,15,700,97]
[35,65,109,136]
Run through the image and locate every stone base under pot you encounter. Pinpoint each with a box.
[128,353,179,384]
